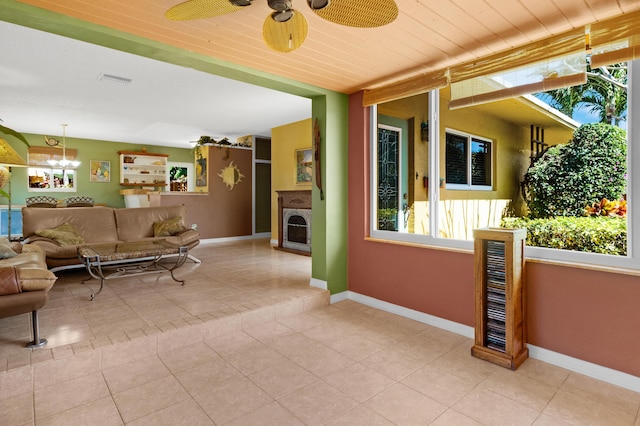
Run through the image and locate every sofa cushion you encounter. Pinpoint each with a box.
[18,268,57,292]
[22,206,119,244]
[36,223,86,246]
[153,216,185,237]
[0,238,17,259]
[115,205,187,242]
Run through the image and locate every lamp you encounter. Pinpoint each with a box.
[47,124,80,168]
[0,139,27,240]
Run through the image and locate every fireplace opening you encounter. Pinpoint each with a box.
[282,208,311,253]
[287,215,308,244]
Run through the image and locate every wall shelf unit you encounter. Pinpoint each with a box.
[118,150,168,187]
[471,228,528,370]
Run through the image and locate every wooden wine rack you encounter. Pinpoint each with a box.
[471,228,528,370]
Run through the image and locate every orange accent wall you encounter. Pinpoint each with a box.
[348,91,640,377]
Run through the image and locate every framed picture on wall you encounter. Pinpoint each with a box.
[295,148,312,184]
[196,157,207,187]
[90,160,110,182]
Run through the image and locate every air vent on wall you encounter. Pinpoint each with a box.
[97,73,132,86]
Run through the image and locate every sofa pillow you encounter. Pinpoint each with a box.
[0,238,17,259]
[35,223,86,246]
[153,216,184,237]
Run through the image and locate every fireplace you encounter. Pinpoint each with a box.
[283,208,311,252]
[276,190,311,255]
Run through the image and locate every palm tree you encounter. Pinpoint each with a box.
[540,63,627,126]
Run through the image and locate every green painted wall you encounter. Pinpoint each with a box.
[1,133,192,207]
[317,94,349,294]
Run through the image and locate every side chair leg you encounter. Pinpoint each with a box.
[26,310,47,349]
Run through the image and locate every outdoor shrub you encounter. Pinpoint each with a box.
[501,216,626,255]
[522,123,626,218]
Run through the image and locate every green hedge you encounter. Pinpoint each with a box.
[522,123,627,218]
[501,216,626,255]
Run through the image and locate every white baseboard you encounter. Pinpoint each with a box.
[527,345,640,393]
[198,234,270,244]
[337,291,640,393]
[330,292,349,304]
[310,278,327,291]
[345,291,473,338]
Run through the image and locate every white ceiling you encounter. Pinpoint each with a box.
[0,20,312,149]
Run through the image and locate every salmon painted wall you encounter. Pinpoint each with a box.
[348,91,640,377]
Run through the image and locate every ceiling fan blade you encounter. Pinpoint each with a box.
[166,0,244,21]
[310,0,398,28]
[263,11,308,53]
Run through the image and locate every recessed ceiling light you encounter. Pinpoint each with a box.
[97,73,132,86]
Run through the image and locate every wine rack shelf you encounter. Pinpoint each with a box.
[471,228,528,370]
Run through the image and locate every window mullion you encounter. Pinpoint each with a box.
[429,89,440,238]
[629,60,639,259]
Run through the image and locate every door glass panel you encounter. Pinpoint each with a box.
[377,126,399,231]
[374,93,430,236]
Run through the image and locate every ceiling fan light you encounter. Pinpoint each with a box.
[263,9,308,53]
[267,0,292,12]
[229,0,252,6]
[307,0,329,10]
[271,10,293,23]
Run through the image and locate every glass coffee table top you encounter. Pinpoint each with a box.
[78,240,181,262]
[78,240,189,300]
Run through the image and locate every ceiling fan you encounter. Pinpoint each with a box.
[165,0,399,53]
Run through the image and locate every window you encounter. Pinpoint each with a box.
[27,146,78,192]
[167,161,194,192]
[369,61,639,270]
[371,105,419,237]
[28,167,76,192]
[445,131,492,189]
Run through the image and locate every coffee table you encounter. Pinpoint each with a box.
[78,240,189,300]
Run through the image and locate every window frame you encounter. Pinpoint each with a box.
[368,60,640,270]
[444,128,494,191]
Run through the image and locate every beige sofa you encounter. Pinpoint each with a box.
[0,242,58,348]
[22,205,200,270]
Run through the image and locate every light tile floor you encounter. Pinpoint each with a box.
[0,239,639,425]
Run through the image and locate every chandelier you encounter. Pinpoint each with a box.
[47,124,80,168]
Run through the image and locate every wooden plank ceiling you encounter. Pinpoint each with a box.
[17,0,640,94]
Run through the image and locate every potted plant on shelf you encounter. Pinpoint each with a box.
[192,136,232,159]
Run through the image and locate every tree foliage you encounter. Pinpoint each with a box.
[522,123,626,218]
[541,64,627,125]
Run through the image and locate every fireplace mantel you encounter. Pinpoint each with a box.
[276,190,311,255]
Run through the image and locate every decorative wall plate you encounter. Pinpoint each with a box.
[218,161,244,190]
[44,136,59,146]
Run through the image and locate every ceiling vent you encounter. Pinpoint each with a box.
[97,73,132,86]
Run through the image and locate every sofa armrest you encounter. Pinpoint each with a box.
[0,267,21,296]
[165,228,200,248]
[19,269,57,292]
